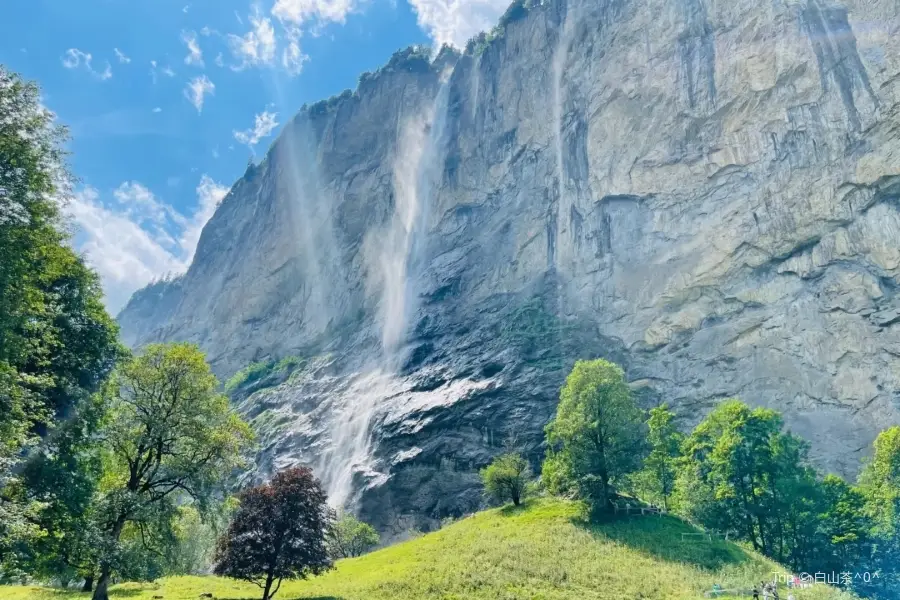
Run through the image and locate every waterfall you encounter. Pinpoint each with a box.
[553,0,577,219]
[317,66,457,511]
[382,67,455,359]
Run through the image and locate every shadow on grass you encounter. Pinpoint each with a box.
[108,589,152,598]
[572,512,754,571]
[498,503,530,517]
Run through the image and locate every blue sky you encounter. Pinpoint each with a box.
[2,0,510,312]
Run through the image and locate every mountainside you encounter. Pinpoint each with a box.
[1,499,850,600]
[118,0,900,529]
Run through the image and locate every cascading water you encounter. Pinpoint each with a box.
[553,0,577,237]
[315,66,457,511]
[382,67,455,360]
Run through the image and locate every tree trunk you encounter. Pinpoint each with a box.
[93,515,126,600]
[512,489,521,506]
[92,565,111,600]
[81,576,94,592]
[262,572,274,600]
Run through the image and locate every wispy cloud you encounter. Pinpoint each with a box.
[68,186,185,312]
[407,0,509,48]
[152,107,162,113]
[114,48,131,64]
[282,27,308,75]
[150,60,176,84]
[271,0,357,25]
[182,30,204,66]
[228,9,277,70]
[234,110,279,149]
[184,75,215,113]
[67,177,230,312]
[62,48,113,80]
[180,175,229,264]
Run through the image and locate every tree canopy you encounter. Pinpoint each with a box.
[327,513,380,559]
[0,64,120,582]
[543,359,645,513]
[214,467,333,600]
[90,343,253,600]
[481,453,531,507]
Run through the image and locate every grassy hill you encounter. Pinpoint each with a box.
[4,498,849,600]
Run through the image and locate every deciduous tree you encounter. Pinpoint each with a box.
[481,453,531,506]
[214,467,333,600]
[90,343,252,600]
[327,513,380,559]
[543,359,645,514]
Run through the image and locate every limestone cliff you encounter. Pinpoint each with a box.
[118,0,900,530]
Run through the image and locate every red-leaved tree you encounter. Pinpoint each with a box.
[213,467,333,600]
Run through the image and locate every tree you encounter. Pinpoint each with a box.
[858,427,900,599]
[632,404,682,510]
[481,453,531,506]
[214,467,333,600]
[0,65,120,579]
[89,343,252,600]
[327,513,380,559]
[543,359,645,514]
[675,399,824,561]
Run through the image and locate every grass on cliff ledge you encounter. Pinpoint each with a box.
[4,498,849,600]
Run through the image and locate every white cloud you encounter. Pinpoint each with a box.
[68,187,186,312]
[180,175,229,264]
[234,111,279,148]
[184,75,215,113]
[215,53,225,67]
[407,0,509,48]
[272,0,357,25]
[182,30,204,66]
[282,27,308,75]
[67,177,230,313]
[61,48,113,80]
[114,48,131,64]
[150,61,176,83]
[227,10,277,69]
[152,107,162,113]
[113,181,184,247]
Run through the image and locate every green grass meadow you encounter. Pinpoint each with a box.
[2,499,847,600]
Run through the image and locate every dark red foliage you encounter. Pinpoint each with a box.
[213,467,333,600]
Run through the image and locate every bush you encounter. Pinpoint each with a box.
[481,453,531,506]
[327,514,380,559]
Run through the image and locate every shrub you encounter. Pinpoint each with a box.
[481,453,531,506]
[327,514,380,559]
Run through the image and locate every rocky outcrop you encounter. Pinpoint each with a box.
[119,0,900,530]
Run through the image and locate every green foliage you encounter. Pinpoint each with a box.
[857,426,900,598]
[224,355,304,394]
[214,467,332,600]
[327,514,380,559]
[3,499,849,600]
[0,64,120,581]
[225,361,275,393]
[90,343,253,600]
[481,453,531,506]
[543,359,646,514]
[629,404,682,510]
[672,398,878,589]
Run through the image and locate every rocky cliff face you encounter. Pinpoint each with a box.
[119,0,900,530]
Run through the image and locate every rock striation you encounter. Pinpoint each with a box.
[119,0,900,530]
